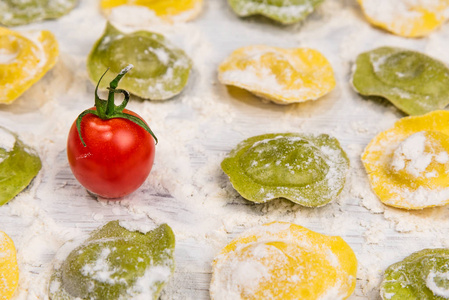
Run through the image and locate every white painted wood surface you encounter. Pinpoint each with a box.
[1,1,449,299]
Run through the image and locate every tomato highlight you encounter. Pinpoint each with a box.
[67,65,156,198]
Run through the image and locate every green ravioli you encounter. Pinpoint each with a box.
[0,126,41,206]
[0,0,77,26]
[222,133,349,207]
[87,23,192,101]
[381,249,449,300]
[228,0,325,24]
[352,47,449,116]
[49,221,175,300]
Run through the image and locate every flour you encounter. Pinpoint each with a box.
[211,245,272,299]
[426,271,449,298]
[0,48,19,64]
[387,184,449,208]
[0,127,16,153]
[370,52,389,73]
[391,131,442,178]
[108,5,163,27]
[118,220,157,234]
[220,66,285,96]
[126,265,173,299]
[152,47,171,65]
[81,247,121,284]
[2,0,449,299]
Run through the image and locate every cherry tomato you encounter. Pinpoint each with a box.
[67,108,155,198]
[67,65,157,198]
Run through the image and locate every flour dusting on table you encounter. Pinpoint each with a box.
[1,0,449,299]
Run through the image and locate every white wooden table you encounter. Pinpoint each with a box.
[1,1,449,299]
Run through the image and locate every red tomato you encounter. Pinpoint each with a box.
[67,108,155,198]
[67,65,157,198]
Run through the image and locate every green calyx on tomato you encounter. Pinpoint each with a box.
[76,65,158,147]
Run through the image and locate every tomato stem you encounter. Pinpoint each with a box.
[76,65,158,147]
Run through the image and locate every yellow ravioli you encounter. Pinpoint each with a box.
[358,0,449,37]
[0,27,58,105]
[210,221,357,300]
[218,45,335,105]
[100,0,204,22]
[362,111,449,210]
[0,231,19,300]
